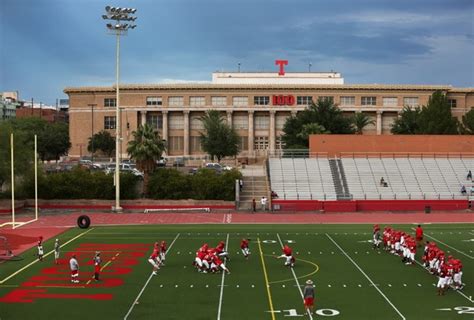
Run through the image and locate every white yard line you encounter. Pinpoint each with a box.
[276,233,313,320]
[413,229,474,260]
[0,227,95,284]
[412,258,474,303]
[124,233,180,320]
[325,233,406,320]
[217,233,230,320]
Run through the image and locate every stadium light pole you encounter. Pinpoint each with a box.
[102,6,137,212]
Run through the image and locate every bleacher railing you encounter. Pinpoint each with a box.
[339,152,474,159]
[276,192,472,201]
[268,149,328,158]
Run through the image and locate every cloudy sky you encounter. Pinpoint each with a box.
[1,0,473,105]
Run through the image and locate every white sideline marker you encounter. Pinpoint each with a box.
[326,233,406,320]
[124,233,180,320]
[216,233,230,320]
[276,233,313,320]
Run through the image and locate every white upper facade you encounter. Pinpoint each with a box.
[212,71,344,85]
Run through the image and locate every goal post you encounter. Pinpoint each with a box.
[0,134,39,229]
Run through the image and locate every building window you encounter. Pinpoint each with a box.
[190,136,202,152]
[233,115,248,130]
[146,96,162,106]
[340,96,355,106]
[211,96,227,106]
[254,96,269,105]
[276,115,289,130]
[190,115,204,130]
[169,114,184,129]
[383,97,398,107]
[361,96,377,106]
[276,136,285,150]
[297,96,312,105]
[104,116,116,129]
[104,98,116,107]
[232,96,248,106]
[238,136,249,151]
[403,97,419,107]
[168,96,184,107]
[190,96,206,107]
[254,136,269,150]
[318,96,334,104]
[255,115,269,130]
[146,114,162,129]
[168,136,183,151]
[448,99,457,108]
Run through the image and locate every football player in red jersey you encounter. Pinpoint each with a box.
[148,247,160,275]
[278,244,295,267]
[160,241,167,266]
[215,241,229,260]
[93,251,102,281]
[240,238,250,259]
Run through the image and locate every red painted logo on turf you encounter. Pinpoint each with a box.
[0,243,150,303]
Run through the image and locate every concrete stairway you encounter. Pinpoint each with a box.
[238,165,269,210]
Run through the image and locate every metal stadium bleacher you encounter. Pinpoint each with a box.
[268,154,473,201]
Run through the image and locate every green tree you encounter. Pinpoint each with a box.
[0,122,31,189]
[127,124,166,195]
[460,108,474,134]
[88,130,115,157]
[352,112,375,134]
[419,90,459,134]
[38,122,71,161]
[282,98,354,148]
[391,106,422,134]
[296,123,329,141]
[200,110,240,161]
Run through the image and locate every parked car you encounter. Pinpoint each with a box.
[156,157,167,167]
[105,166,144,178]
[205,163,232,171]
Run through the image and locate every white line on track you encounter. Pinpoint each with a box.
[414,229,474,260]
[325,233,406,320]
[276,233,313,320]
[216,233,230,320]
[0,227,95,284]
[123,233,180,320]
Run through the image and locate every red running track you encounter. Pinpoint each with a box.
[1,211,472,256]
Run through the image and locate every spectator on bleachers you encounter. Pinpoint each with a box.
[271,190,279,199]
[380,177,385,186]
[460,185,467,195]
[470,185,474,196]
[467,170,472,180]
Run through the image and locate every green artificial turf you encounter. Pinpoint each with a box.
[0,224,472,319]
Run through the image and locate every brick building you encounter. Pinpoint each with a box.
[64,70,473,159]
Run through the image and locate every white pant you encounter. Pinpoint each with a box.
[148,258,159,269]
[160,252,166,261]
[454,272,462,284]
[437,277,447,288]
[241,248,250,256]
[195,257,203,268]
[54,251,60,259]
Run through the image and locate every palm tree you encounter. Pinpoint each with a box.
[127,123,166,196]
[352,112,375,134]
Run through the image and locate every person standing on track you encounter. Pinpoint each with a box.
[54,239,60,264]
[415,224,424,248]
[303,279,315,315]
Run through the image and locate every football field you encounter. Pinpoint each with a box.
[0,224,473,319]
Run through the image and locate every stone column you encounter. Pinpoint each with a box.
[269,110,276,152]
[162,110,168,142]
[140,111,147,126]
[183,110,190,156]
[376,111,383,135]
[227,111,233,128]
[248,110,254,153]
